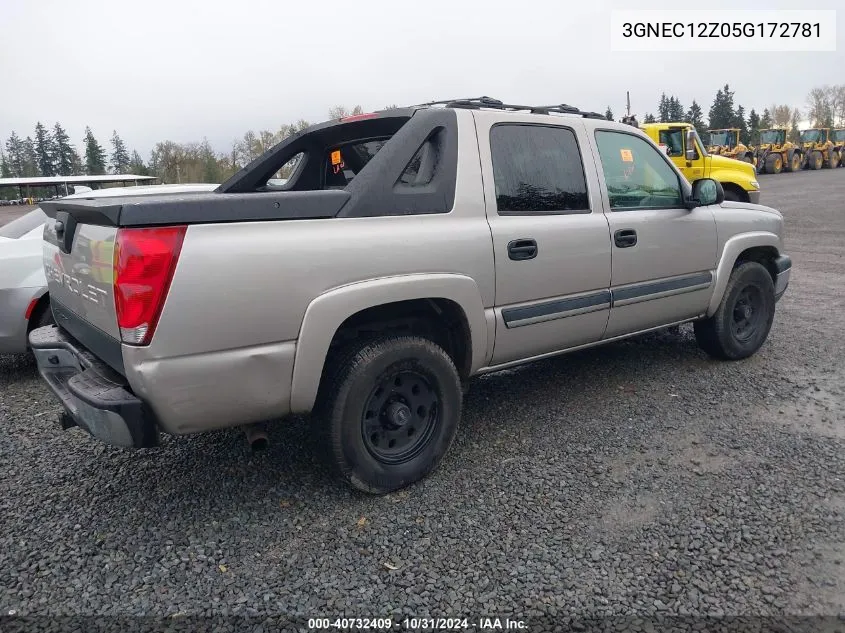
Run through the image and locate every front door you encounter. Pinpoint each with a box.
[589,128,718,338]
[659,126,706,181]
[473,112,613,366]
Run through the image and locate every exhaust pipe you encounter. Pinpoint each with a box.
[244,423,268,451]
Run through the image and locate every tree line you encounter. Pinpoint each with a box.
[3,87,844,197]
[607,83,845,147]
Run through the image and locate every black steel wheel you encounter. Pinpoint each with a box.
[729,285,766,344]
[318,335,462,494]
[361,369,440,465]
[694,262,775,360]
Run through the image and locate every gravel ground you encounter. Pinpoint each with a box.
[1,171,843,630]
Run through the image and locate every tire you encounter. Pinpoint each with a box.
[765,153,783,174]
[723,187,743,202]
[809,150,824,170]
[318,335,462,494]
[694,262,776,361]
[828,150,840,169]
[786,151,801,173]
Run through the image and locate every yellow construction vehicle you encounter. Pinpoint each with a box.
[754,128,802,174]
[832,129,845,168]
[639,121,760,202]
[799,128,840,170]
[706,128,755,165]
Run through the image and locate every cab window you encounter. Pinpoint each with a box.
[658,129,684,157]
[594,131,684,211]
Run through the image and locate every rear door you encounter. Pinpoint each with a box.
[588,127,718,338]
[473,111,612,366]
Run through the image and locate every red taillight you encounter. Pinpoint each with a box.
[113,225,186,345]
[339,113,378,122]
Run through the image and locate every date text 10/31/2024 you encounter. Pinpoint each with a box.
[307,617,527,630]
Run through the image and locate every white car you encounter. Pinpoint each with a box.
[0,183,218,354]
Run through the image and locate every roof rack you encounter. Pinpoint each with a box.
[411,96,609,120]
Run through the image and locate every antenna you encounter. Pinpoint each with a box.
[626,91,631,118]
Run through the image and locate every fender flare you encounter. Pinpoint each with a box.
[707,232,781,316]
[289,273,489,413]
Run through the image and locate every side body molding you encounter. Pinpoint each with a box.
[707,231,781,316]
[290,273,490,413]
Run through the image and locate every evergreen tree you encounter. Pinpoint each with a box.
[34,122,55,176]
[685,100,707,137]
[21,137,38,177]
[760,108,773,131]
[52,123,77,176]
[128,150,149,176]
[605,106,613,121]
[644,113,656,123]
[708,84,736,130]
[734,105,749,144]
[5,132,25,177]
[83,127,107,175]
[748,109,761,145]
[0,148,11,178]
[669,97,685,121]
[658,93,670,122]
[109,130,131,174]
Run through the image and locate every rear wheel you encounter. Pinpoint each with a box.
[694,262,775,360]
[765,153,783,174]
[828,150,840,169]
[809,150,824,170]
[318,335,462,494]
[786,152,801,172]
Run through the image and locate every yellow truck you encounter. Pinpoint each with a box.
[640,122,760,203]
[706,128,755,164]
[799,128,840,170]
[755,128,802,174]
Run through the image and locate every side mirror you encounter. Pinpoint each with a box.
[688,178,724,209]
[685,129,697,161]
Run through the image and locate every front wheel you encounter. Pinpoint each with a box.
[765,153,783,174]
[694,262,775,360]
[828,150,840,169]
[809,150,824,170]
[318,335,462,494]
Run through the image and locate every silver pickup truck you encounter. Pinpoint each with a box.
[30,97,791,494]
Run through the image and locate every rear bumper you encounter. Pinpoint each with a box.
[28,325,159,448]
[774,255,791,301]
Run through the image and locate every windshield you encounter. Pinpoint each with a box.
[801,129,824,143]
[0,208,47,239]
[709,131,736,147]
[832,130,845,143]
[760,130,785,145]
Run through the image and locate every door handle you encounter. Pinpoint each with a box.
[614,229,637,248]
[507,238,538,261]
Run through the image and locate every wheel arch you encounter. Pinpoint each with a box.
[290,274,489,413]
[25,289,50,333]
[707,233,781,317]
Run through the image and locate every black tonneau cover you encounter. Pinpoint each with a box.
[38,190,351,227]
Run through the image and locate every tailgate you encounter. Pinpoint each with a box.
[42,216,121,341]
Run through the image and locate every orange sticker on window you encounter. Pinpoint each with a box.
[620,149,633,162]
[330,150,342,165]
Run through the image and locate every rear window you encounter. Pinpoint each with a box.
[0,208,47,239]
[323,138,390,188]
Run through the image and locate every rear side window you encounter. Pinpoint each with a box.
[490,124,589,215]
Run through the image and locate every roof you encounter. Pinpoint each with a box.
[0,174,157,187]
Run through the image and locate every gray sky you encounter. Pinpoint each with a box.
[1,0,841,158]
